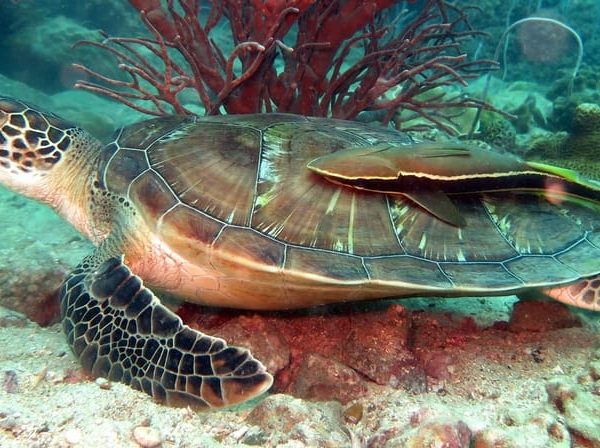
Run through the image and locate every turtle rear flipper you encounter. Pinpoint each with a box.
[60,254,273,408]
[543,275,600,311]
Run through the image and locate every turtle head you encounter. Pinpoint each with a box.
[0,97,97,200]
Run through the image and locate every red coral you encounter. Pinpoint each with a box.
[74,0,497,132]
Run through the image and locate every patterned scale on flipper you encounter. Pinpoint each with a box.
[60,252,273,408]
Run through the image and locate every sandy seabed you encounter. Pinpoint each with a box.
[1,301,599,448]
[0,181,599,448]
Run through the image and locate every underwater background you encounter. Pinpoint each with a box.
[0,0,599,447]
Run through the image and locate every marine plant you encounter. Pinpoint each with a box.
[73,0,498,133]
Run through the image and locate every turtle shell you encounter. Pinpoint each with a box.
[101,114,600,309]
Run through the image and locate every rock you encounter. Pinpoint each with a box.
[507,94,547,134]
[407,420,471,448]
[51,90,147,140]
[385,419,472,448]
[546,376,600,447]
[508,300,580,333]
[240,426,269,446]
[0,308,30,328]
[214,315,290,376]
[0,188,91,325]
[0,267,63,326]
[289,353,367,403]
[572,102,600,134]
[421,352,455,381]
[343,305,421,388]
[478,110,516,148]
[132,426,162,448]
[2,371,18,394]
[473,415,571,448]
[271,311,352,361]
[0,74,54,109]
[589,361,600,381]
[95,377,111,390]
[0,413,19,431]
[526,101,600,183]
[10,16,119,93]
[62,427,83,445]
[497,411,569,447]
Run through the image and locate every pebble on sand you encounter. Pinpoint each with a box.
[132,426,162,448]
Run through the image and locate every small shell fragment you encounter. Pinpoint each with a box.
[63,427,83,445]
[132,426,162,448]
[343,402,364,424]
[95,377,111,390]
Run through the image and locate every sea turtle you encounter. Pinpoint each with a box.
[1,97,599,409]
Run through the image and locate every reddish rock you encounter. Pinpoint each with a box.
[404,420,472,448]
[411,312,480,350]
[472,430,526,448]
[367,427,402,447]
[288,353,368,403]
[182,302,429,399]
[343,305,423,388]
[271,312,352,361]
[508,300,580,333]
[213,315,291,376]
[63,368,93,384]
[421,352,455,381]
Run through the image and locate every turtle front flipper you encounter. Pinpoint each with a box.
[543,275,600,311]
[60,253,273,408]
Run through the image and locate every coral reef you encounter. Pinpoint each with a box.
[73,0,498,132]
[545,65,600,132]
[546,65,600,104]
[527,102,600,181]
[478,110,516,148]
[508,94,547,133]
[572,102,600,134]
